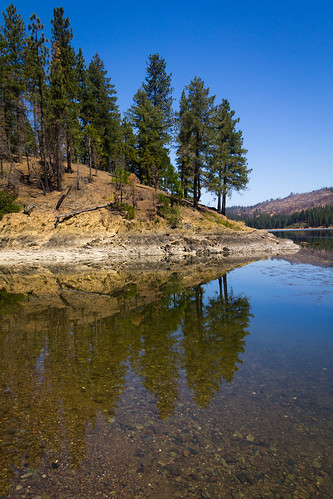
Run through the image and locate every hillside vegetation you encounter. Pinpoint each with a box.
[228,188,333,216]
[227,188,333,229]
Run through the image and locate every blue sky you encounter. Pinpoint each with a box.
[3,0,333,207]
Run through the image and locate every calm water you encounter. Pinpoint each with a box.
[0,238,332,498]
[270,228,333,253]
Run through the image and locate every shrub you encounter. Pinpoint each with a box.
[0,191,21,220]
[158,194,182,228]
[114,202,136,220]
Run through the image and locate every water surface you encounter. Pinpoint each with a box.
[0,253,332,498]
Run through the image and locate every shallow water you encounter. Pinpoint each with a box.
[0,253,332,498]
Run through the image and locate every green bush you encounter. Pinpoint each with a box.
[158,194,182,228]
[114,202,136,220]
[0,191,21,220]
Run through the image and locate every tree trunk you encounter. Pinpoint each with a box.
[55,123,62,191]
[88,136,92,182]
[17,105,22,164]
[193,157,199,208]
[33,102,39,156]
[222,192,226,216]
[217,193,221,213]
[66,132,72,173]
[222,174,227,215]
[39,79,49,192]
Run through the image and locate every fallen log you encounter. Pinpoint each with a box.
[55,203,112,227]
[56,186,72,210]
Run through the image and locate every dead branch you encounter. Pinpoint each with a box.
[56,185,72,210]
[54,203,112,227]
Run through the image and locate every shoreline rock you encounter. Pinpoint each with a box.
[0,228,299,266]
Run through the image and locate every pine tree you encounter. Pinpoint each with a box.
[127,54,175,189]
[114,118,138,173]
[48,7,78,187]
[25,13,49,188]
[127,88,167,189]
[176,76,215,207]
[75,47,89,163]
[85,53,120,170]
[142,53,174,144]
[0,4,26,163]
[206,99,250,214]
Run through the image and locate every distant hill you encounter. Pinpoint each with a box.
[227,188,333,216]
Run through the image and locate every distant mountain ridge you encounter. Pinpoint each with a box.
[227,187,333,216]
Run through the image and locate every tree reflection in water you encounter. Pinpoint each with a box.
[0,271,252,490]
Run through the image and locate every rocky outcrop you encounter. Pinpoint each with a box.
[0,207,299,265]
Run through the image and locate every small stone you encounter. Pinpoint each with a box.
[141,435,153,442]
[183,449,190,457]
[233,431,243,439]
[16,485,23,491]
[191,472,202,481]
[165,463,181,476]
[246,434,255,442]
[26,467,37,475]
[201,490,211,499]
[237,471,253,484]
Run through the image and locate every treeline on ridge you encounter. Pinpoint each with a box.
[228,205,333,229]
[0,4,250,214]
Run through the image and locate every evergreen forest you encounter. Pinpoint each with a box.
[0,4,251,214]
[228,204,333,229]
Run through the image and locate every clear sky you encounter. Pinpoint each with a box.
[3,0,333,207]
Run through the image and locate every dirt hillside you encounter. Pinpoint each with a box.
[0,159,298,262]
[228,188,333,216]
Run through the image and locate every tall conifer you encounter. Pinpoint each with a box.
[49,7,78,186]
[177,76,214,207]
[85,53,120,170]
[206,100,250,214]
[0,4,26,162]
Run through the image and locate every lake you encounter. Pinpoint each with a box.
[0,231,332,498]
